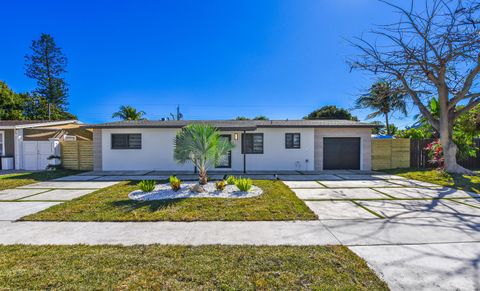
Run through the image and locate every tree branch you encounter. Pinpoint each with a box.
[379,0,443,61]
[396,74,439,130]
[454,97,480,119]
[449,53,480,108]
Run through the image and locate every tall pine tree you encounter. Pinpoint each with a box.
[25,33,74,120]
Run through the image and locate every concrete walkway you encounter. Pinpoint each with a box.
[1,216,478,245]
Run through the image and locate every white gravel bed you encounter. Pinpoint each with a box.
[129,182,263,200]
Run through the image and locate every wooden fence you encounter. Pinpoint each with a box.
[371,139,410,170]
[410,138,480,169]
[61,141,93,170]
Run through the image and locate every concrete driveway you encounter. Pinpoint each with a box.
[285,171,480,291]
[0,179,118,220]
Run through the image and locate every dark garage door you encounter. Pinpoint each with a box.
[323,138,360,170]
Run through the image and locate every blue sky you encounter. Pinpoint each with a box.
[0,0,416,127]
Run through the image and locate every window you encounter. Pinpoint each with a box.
[285,133,301,149]
[111,134,141,149]
[0,131,4,156]
[242,133,263,154]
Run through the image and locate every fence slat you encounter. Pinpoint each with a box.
[61,141,93,170]
[372,139,410,170]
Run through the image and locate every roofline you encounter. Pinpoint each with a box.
[83,124,376,130]
[255,124,375,128]
[0,120,80,130]
[83,124,259,131]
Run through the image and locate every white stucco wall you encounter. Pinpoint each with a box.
[100,127,315,171]
[101,128,193,171]
[240,128,315,171]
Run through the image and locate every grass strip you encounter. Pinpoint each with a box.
[0,245,388,290]
[351,200,385,219]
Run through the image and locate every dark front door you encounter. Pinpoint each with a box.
[216,135,232,168]
[323,137,361,170]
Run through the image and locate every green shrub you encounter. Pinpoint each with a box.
[138,180,156,192]
[215,180,226,191]
[169,176,182,192]
[226,175,236,185]
[235,178,252,192]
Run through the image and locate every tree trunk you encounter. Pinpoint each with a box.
[438,88,473,174]
[385,113,390,135]
[198,170,208,185]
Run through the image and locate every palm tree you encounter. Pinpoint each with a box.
[355,81,407,135]
[174,124,235,186]
[414,98,439,126]
[112,105,146,120]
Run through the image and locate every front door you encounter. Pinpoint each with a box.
[216,135,232,168]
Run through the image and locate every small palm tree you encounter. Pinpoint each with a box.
[355,81,407,135]
[174,124,235,185]
[415,98,439,126]
[112,105,146,120]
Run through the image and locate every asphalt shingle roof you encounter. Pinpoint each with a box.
[85,119,376,130]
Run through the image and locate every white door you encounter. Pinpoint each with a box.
[23,141,54,170]
[23,142,38,170]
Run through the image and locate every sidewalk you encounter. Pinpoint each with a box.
[1,216,479,246]
[0,221,338,245]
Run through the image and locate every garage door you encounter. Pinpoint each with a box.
[23,141,54,170]
[323,138,360,170]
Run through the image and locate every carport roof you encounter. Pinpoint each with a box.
[85,119,376,130]
[0,120,80,129]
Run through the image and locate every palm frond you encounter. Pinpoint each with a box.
[173,124,235,174]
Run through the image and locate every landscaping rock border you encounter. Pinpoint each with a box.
[129,182,263,200]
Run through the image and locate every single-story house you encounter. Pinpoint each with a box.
[0,120,92,170]
[86,120,375,172]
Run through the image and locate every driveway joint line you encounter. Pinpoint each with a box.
[318,220,343,245]
[12,189,55,201]
[351,200,385,219]
[369,187,396,199]
[315,181,327,187]
[448,198,480,209]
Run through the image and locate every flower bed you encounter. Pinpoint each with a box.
[129,182,263,201]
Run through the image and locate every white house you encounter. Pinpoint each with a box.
[87,120,375,172]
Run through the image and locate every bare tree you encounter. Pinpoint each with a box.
[349,0,479,174]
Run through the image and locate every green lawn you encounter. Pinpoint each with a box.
[22,180,317,221]
[384,168,480,193]
[0,245,387,290]
[0,170,83,191]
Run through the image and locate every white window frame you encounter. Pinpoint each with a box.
[0,131,4,156]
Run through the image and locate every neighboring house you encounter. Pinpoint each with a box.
[87,120,375,172]
[0,120,92,170]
